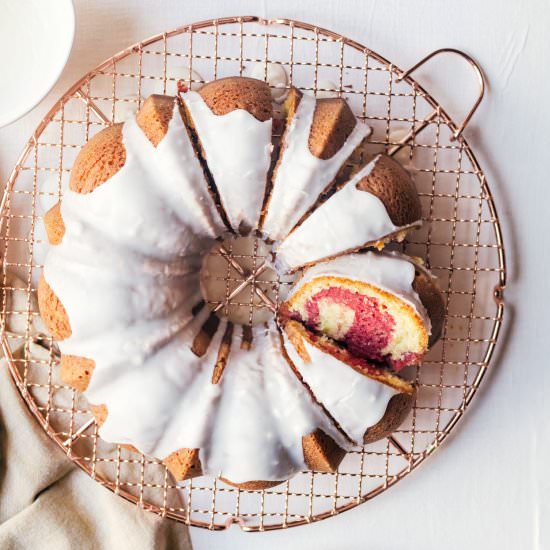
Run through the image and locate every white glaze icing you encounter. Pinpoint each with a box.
[276,155,418,270]
[282,330,398,443]
[203,323,350,483]
[74,314,355,483]
[261,93,371,241]
[91,308,226,455]
[289,251,431,333]
[52,107,224,262]
[182,90,273,232]
[43,102,226,450]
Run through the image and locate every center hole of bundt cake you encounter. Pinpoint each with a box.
[200,234,295,326]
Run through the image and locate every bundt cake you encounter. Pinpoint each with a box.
[38,75,444,488]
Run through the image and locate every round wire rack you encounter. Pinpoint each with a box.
[0,16,506,531]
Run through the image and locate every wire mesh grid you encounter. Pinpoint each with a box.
[0,16,506,531]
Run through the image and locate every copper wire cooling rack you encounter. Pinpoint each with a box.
[0,17,506,531]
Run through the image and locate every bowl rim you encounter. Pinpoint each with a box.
[0,0,75,128]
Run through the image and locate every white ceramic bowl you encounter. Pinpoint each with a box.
[0,0,75,127]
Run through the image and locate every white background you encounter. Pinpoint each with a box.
[0,1,548,549]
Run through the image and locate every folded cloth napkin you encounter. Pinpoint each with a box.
[0,273,193,550]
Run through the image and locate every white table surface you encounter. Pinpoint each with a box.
[0,1,547,549]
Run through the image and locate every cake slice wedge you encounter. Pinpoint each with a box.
[281,320,415,444]
[275,153,422,272]
[180,77,273,234]
[280,252,444,371]
[261,88,371,241]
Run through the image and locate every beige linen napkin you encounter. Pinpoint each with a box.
[0,273,192,550]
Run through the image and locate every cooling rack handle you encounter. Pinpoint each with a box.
[396,48,486,140]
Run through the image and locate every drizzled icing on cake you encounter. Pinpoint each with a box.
[261,93,371,241]
[202,323,350,483]
[74,313,358,483]
[51,110,224,260]
[45,107,225,361]
[42,104,398,484]
[282,330,398,444]
[290,252,432,334]
[276,155,420,271]
[182,90,273,233]
[40,83,430,485]
[87,307,225,454]
[43,104,224,455]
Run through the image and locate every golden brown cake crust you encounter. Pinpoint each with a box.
[70,124,126,193]
[44,202,65,245]
[302,429,346,473]
[413,269,445,346]
[278,88,358,160]
[284,86,301,117]
[221,478,284,490]
[37,275,71,340]
[198,76,273,121]
[211,323,233,384]
[60,355,95,392]
[363,391,415,444]
[136,94,176,147]
[163,448,203,481]
[356,154,422,227]
[91,404,108,426]
[308,97,357,160]
[192,313,220,357]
